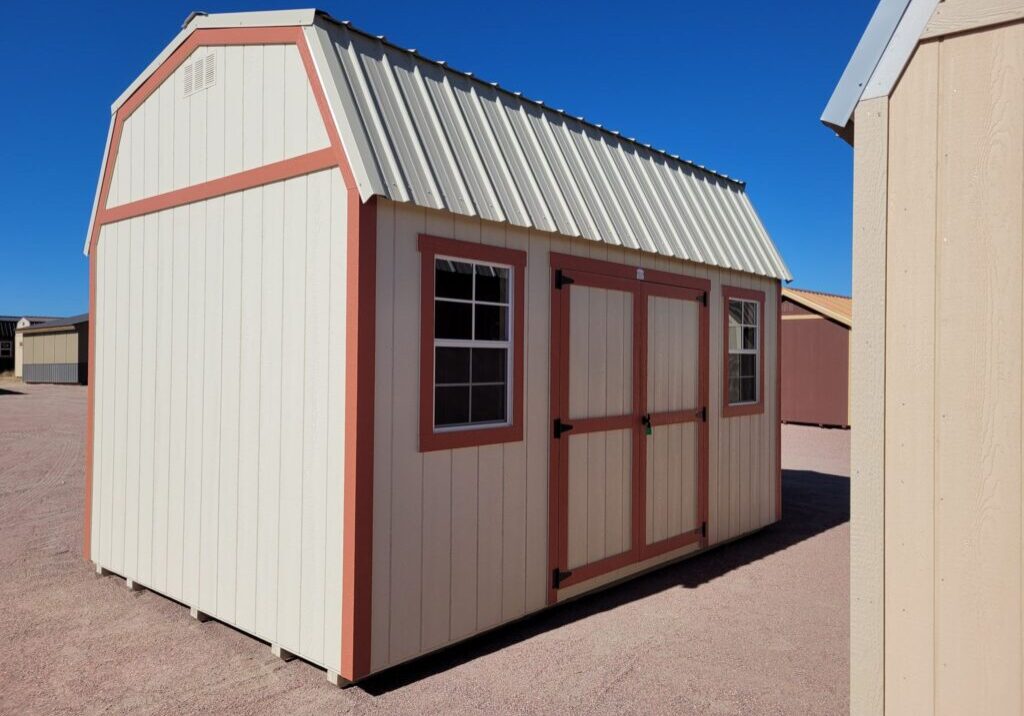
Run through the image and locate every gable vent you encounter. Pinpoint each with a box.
[183,52,216,97]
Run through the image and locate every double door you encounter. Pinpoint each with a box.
[549,255,708,597]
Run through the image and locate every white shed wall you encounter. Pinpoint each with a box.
[371,198,778,673]
[105,43,330,209]
[90,167,348,672]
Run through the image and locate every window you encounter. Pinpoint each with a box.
[0,341,11,358]
[418,234,526,451]
[722,286,765,417]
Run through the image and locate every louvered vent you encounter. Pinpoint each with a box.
[183,52,216,97]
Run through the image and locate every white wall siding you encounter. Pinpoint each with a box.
[90,168,347,672]
[105,44,329,209]
[371,198,779,673]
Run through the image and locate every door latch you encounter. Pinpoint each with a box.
[641,413,652,436]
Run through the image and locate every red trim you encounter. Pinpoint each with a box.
[83,242,97,560]
[417,234,527,452]
[776,285,782,521]
[547,253,709,599]
[721,285,767,418]
[100,149,337,224]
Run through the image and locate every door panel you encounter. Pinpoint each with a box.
[647,296,700,414]
[566,428,632,570]
[568,285,633,419]
[645,422,699,545]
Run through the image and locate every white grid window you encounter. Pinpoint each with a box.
[727,299,759,405]
[433,257,513,429]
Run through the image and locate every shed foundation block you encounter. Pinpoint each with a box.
[271,644,295,662]
[94,564,111,577]
[126,578,143,592]
[189,607,210,622]
[326,669,352,688]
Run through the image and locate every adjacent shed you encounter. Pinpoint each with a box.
[84,9,790,685]
[825,1,1024,712]
[18,314,89,384]
[780,288,850,428]
[15,316,59,378]
[0,316,17,373]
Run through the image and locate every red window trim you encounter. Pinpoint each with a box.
[722,285,766,418]
[418,234,527,452]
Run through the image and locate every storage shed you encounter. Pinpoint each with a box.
[15,316,58,378]
[780,288,850,428]
[824,1,1024,713]
[18,314,89,384]
[84,9,790,685]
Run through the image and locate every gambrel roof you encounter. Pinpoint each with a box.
[87,9,791,281]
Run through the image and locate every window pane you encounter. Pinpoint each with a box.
[435,259,473,299]
[435,385,470,426]
[474,304,508,341]
[436,300,472,339]
[471,384,507,423]
[475,265,509,303]
[729,299,743,322]
[729,324,742,352]
[740,376,757,403]
[743,302,757,325]
[728,354,741,381]
[729,376,742,404]
[743,326,757,350]
[472,347,507,383]
[436,347,470,384]
[740,353,757,379]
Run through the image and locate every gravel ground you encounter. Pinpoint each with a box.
[0,382,849,715]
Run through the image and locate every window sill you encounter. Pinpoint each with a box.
[722,401,764,418]
[420,423,523,452]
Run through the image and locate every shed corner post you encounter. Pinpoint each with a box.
[850,95,888,716]
[83,241,98,562]
[341,189,378,683]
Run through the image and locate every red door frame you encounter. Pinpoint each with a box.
[547,252,709,603]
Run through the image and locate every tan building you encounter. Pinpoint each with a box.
[14,316,58,378]
[824,1,1024,713]
[18,315,89,384]
[84,10,789,685]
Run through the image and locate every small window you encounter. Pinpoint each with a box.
[419,234,526,451]
[722,287,765,417]
[0,341,10,358]
[433,258,511,428]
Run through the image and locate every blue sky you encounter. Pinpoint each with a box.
[0,1,872,316]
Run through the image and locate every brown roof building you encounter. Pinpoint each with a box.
[780,288,851,428]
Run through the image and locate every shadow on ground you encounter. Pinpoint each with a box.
[0,388,24,396]
[359,468,849,694]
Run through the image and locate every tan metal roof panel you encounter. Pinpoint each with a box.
[783,288,852,327]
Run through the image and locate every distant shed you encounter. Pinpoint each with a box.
[15,316,58,378]
[780,288,851,428]
[19,314,89,384]
[82,9,790,685]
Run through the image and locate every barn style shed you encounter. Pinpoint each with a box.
[780,288,850,428]
[18,314,89,384]
[84,9,789,685]
[825,0,1024,713]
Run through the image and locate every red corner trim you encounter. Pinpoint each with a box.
[417,234,527,452]
[776,284,782,521]
[721,285,766,418]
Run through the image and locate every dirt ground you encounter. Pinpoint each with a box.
[0,382,849,715]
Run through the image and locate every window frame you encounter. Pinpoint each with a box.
[418,234,526,452]
[722,286,765,417]
[0,340,11,358]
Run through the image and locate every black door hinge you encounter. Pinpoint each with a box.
[552,567,573,589]
[554,269,575,290]
[700,521,707,539]
[553,418,575,439]
[697,291,707,306]
[697,406,707,422]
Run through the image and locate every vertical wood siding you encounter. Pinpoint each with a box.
[90,168,347,672]
[371,198,779,673]
[104,44,329,210]
[881,23,1024,714]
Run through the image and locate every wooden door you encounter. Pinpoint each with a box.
[549,255,709,600]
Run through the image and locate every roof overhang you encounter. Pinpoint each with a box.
[782,289,852,328]
[821,0,938,143]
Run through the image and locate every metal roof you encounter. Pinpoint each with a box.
[17,314,89,332]
[782,288,851,328]
[85,9,790,281]
[308,14,790,280]
[821,0,938,141]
